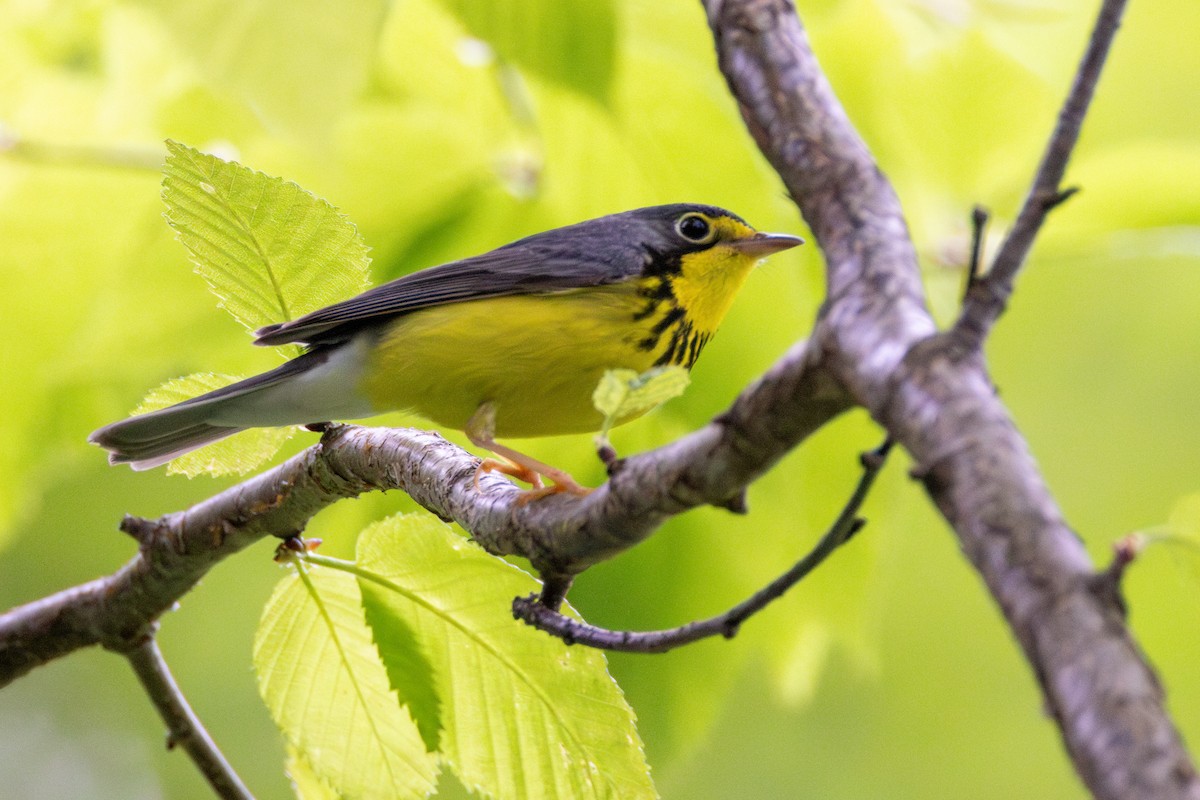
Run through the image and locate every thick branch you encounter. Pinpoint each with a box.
[707,0,935,413]
[0,338,849,687]
[705,1,1199,798]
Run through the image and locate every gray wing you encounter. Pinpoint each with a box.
[255,223,648,347]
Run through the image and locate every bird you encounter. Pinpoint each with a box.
[89,204,802,498]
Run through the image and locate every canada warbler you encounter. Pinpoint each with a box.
[90,204,802,496]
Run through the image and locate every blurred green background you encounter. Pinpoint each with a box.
[1,0,1197,797]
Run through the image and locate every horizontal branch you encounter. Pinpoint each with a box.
[0,440,365,687]
[0,338,850,687]
[338,337,850,576]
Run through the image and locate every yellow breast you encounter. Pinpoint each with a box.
[360,286,660,437]
[359,243,761,438]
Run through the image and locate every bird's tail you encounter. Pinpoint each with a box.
[90,412,247,471]
[89,348,365,470]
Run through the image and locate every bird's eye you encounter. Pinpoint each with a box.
[675,213,714,243]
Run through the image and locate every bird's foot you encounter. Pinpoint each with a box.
[474,457,592,503]
[475,457,544,490]
[466,403,593,503]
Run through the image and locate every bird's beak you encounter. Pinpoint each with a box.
[731,231,805,256]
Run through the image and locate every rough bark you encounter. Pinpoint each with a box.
[1,1,1195,798]
[705,1,1198,797]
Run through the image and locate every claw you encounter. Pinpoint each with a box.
[475,457,545,490]
[465,403,594,502]
[514,481,592,506]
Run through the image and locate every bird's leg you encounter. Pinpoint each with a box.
[465,403,592,500]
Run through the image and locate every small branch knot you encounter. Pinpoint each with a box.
[715,489,750,515]
[1087,534,1143,618]
[100,622,158,656]
[119,514,158,546]
[596,441,624,476]
[1043,186,1080,211]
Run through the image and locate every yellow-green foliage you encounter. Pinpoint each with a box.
[1,1,1198,798]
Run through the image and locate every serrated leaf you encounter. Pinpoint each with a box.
[440,0,616,103]
[356,514,657,800]
[134,373,293,477]
[362,592,442,752]
[161,139,371,332]
[286,744,343,800]
[592,366,690,439]
[254,567,440,800]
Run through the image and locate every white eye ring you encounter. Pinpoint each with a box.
[675,213,715,244]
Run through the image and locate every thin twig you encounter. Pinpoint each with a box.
[514,440,892,652]
[1086,533,1143,619]
[963,205,989,300]
[956,0,1127,346]
[124,637,254,800]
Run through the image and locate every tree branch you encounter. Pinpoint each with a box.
[963,205,989,299]
[705,1,1199,798]
[0,3,1184,799]
[512,440,890,652]
[0,338,850,687]
[124,637,254,800]
[956,0,1126,347]
[327,338,850,580]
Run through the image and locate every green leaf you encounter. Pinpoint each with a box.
[286,745,342,800]
[254,567,440,800]
[354,514,656,800]
[132,373,293,477]
[361,591,443,752]
[592,366,690,440]
[143,0,388,137]
[439,0,616,103]
[161,139,371,333]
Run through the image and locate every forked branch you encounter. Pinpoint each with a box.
[956,0,1128,346]
[513,440,891,652]
[704,1,1199,798]
[0,2,1190,799]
